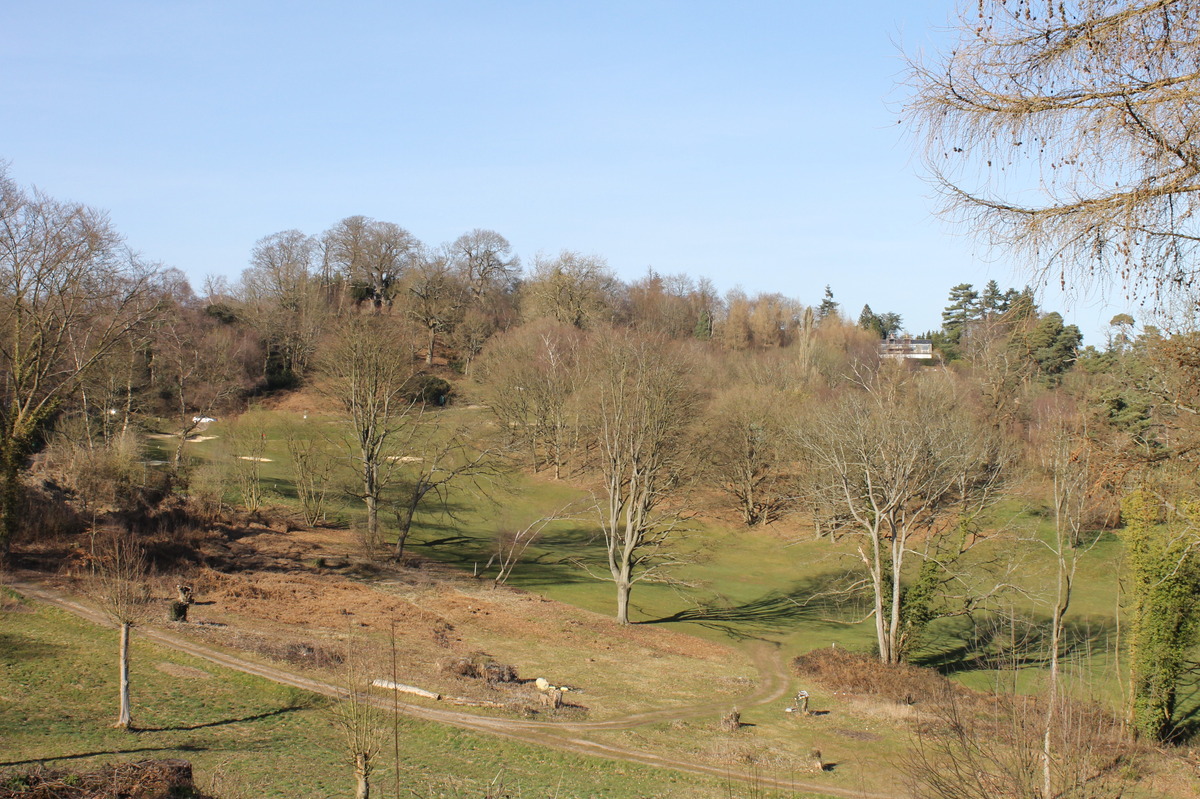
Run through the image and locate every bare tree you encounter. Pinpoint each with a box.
[488,503,582,588]
[224,410,272,513]
[319,316,420,546]
[447,228,519,303]
[903,0,1200,298]
[322,216,420,311]
[1031,394,1099,797]
[474,319,585,478]
[448,307,498,375]
[403,251,466,365]
[91,531,151,729]
[520,251,620,329]
[331,639,385,799]
[902,681,1132,799]
[704,384,798,526]
[0,168,159,556]
[283,415,339,526]
[797,367,1011,663]
[585,330,698,624]
[388,412,505,561]
[153,306,260,471]
[239,229,328,384]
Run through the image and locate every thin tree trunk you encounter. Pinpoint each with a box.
[364,493,379,549]
[117,622,132,729]
[354,754,370,799]
[363,451,380,548]
[888,534,905,665]
[392,503,416,561]
[1044,550,1072,799]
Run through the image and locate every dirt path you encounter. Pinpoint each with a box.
[8,579,889,799]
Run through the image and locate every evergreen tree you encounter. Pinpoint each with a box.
[858,304,883,337]
[940,283,979,348]
[1016,311,1082,379]
[1007,286,1037,320]
[1107,313,1135,354]
[877,312,903,338]
[817,285,839,321]
[980,279,1003,316]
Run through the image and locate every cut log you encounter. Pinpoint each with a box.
[371,679,440,700]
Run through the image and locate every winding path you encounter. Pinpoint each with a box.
[8,579,889,799]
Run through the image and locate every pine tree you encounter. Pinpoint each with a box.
[980,280,1003,316]
[940,283,979,347]
[817,285,839,322]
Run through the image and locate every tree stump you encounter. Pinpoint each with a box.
[169,585,193,622]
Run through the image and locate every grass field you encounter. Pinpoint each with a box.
[1,593,837,798]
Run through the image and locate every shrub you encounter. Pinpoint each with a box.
[791,646,951,705]
[407,374,453,406]
[0,759,208,799]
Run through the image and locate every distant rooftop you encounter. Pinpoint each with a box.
[880,336,933,360]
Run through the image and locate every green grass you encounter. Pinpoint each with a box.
[0,594,827,798]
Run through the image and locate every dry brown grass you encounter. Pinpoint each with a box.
[0,760,207,799]
[792,646,954,706]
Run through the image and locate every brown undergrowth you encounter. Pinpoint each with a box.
[0,760,207,799]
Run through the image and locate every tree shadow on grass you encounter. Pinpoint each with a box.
[0,743,206,768]
[136,705,304,733]
[416,520,601,587]
[1162,668,1200,743]
[638,572,869,641]
[913,612,1119,676]
[0,632,61,663]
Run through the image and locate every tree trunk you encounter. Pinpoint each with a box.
[117,622,132,729]
[866,537,895,665]
[364,493,379,549]
[392,503,416,561]
[354,753,370,799]
[1044,554,1071,798]
[615,576,632,625]
[426,325,436,365]
[0,439,22,561]
[886,532,905,665]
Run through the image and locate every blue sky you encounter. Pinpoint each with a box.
[1,1,1135,343]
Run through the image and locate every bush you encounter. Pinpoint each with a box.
[407,374,453,406]
[0,759,209,799]
[791,646,951,706]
